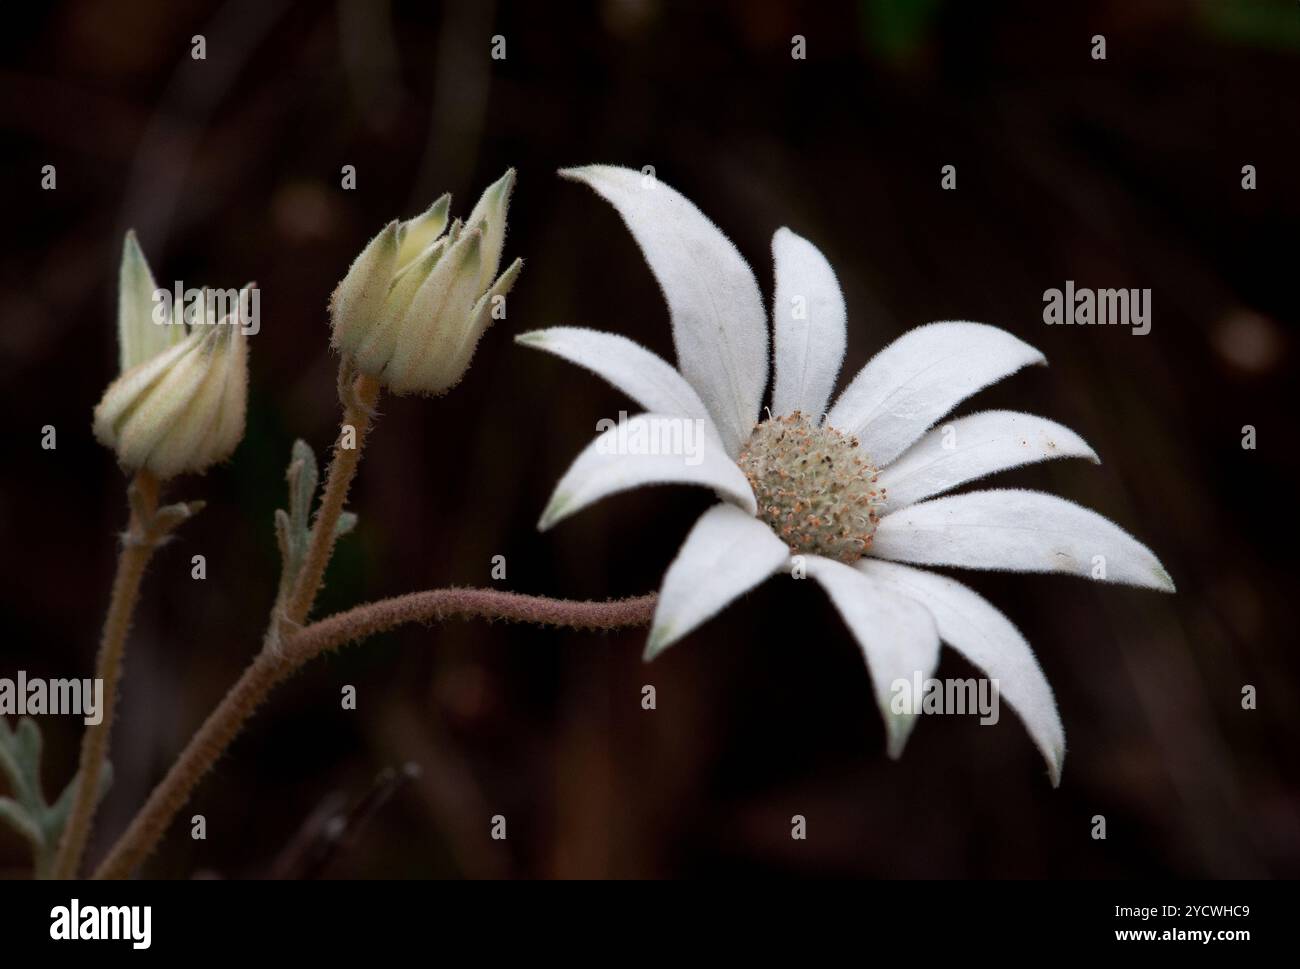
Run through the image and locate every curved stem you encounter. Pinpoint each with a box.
[92,588,656,880]
[282,588,659,662]
[281,368,381,633]
[51,470,161,880]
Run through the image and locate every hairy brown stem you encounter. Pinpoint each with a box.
[92,588,656,880]
[281,369,381,631]
[51,470,161,880]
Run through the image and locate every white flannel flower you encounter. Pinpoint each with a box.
[518,165,1175,786]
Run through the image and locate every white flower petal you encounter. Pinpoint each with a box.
[858,560,1066,785]
[878,410,1099,511]
[559,165,768,455]
[516,327,715,429]
[646,503,789,660]
[770,228,846,421]
[872,488,1176,592]
[826,322,1046,466]
[804,555,940,759]
[539,413,756,531]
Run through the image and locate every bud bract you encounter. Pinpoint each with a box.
[329,169,523,396]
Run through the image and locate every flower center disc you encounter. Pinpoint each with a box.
[736,412,885,563]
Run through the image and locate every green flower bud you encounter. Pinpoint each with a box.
[93,234,250,479]
[329,169,523,396]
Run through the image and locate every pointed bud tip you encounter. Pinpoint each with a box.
[489,167,516,198]
[492,257,523,293]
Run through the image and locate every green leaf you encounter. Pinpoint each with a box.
[275,439,360,596]
[15,716,41,773]
[0,717,113,878]
[152,499,206,537]
[288,439,319,539]
[274,508,292,564]
[334,511,359,538]
[0,796,40,847]
[0,716,37,806]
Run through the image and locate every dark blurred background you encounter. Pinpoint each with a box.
[2,0,1297,878]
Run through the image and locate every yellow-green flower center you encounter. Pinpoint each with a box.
[737,412,885,563]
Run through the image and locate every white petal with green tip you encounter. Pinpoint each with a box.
[560,165,767,457]
[858,559,1066,785]
[878,410,1098,511]
[804,555,940,758]
[645,503,790,660]
[872,488,1175,591]
[516,326,715,428]
[539,413,756,531]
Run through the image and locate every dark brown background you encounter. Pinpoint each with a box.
[1,0,1297,878]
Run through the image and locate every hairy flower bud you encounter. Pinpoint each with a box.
[329,168,523,396]
[93,233,250,479]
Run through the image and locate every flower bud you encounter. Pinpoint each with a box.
[93,234,250,479]
[329,168,523,396]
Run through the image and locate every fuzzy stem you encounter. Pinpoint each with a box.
[280,368,381,634]
[50,469,161,880]
[92,588,656,880]
[283,588,659,663]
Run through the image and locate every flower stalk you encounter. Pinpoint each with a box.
[92,588,656,879]
[51,470,203,879]
[278,364,381,639]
